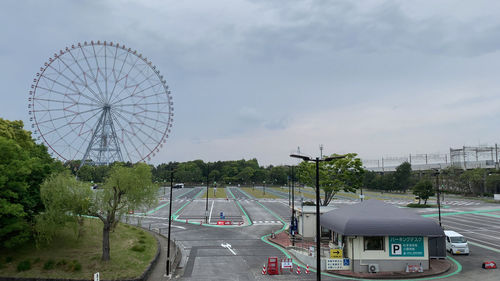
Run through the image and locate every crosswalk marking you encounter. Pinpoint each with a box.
[252,220,282,225]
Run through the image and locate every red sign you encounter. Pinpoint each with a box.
[483,261,497,269]
[267,257,279,275]
[217,220,233,225]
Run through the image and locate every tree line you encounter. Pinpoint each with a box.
[364,161,500,196]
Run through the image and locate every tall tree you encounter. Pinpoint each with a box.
[0,118,62,248]
[412,180,434,205]
[36,171,92,245]
[88,163,157,261]
[0,137,32,248]
[297,153,365,206]
[394,162,412,192]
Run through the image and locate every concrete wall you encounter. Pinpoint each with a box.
[352,259,429,272]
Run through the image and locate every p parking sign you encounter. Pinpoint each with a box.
[389,236,424,257]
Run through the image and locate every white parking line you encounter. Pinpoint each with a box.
[208,200,215,224]
[441,222,500,241]
[446,214,500,226]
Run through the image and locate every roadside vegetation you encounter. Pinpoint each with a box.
[200,187,229,198]
[0,219,157,279]
[364,162,500,197]
[241,187,279,198]
[0,117,159,279]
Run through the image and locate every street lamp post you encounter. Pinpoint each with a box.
[433,169,442,227]
[263,181,266,195]
[291,165,295,246]
[166,168,174,276]
[206,163,209,223]
[290,153,346,281]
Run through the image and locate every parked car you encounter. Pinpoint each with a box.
[445,230,469,255]
[173,183,184,189]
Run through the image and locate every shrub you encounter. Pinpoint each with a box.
[17,260,31,272]
[43,259,55,270]
[33,257,41,264]
[70,260,82,271]
[56,259,67,267]
[406,203,433,208]
[5,256,13,263]
[130,244,146,252]
[138,239,146,244]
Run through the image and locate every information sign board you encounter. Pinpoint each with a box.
[330,249,343,259]
[326,259,343,270]
[389,236,424,257]
[281,261,293,269]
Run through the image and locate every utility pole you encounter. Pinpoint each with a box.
[291,165,295,246]
[205,163,209,223]
[166,168,174,276]
[320,144,324,158]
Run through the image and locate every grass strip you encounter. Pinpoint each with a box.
[0,219,157,280]
[241,187,279,198]
[199,187,228,199]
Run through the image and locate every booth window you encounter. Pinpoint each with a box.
[364,236,384,251]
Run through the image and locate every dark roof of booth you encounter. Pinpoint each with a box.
[321,200,444,237]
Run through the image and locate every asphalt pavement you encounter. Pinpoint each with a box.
[129,187,500,281]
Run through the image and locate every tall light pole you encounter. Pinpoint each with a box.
[290,153,346,281]
[205,163,209,223]
[291,165,295,246]
[166,168,174,276]
[433,169,442,227]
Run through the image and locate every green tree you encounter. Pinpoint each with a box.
[485,173,500,194]
[394,162,412,192]
[0,118,62,248]
[237,167,254,184]
[412,180,434,205]
[459,168,484,195]
[176,162,203,183]
[35,171,92,245]
[297,153,365,206]
[88,163,157,261]
[0,137,32,248]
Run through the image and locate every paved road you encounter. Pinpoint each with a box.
[133,187,500,281]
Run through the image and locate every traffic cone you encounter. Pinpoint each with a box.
[262,264,266,275]
[185,219,188,224]
[296,265,301,275]
[305,264,310,274]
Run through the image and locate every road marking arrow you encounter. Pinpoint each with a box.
[221,243,236,255]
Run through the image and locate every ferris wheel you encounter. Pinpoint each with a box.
[28,41,174,167]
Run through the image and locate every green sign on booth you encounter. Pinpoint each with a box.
[389,236,424,257]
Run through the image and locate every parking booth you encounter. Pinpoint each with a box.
[321,200,445,273]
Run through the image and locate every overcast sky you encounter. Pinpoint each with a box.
[2,0,500,166]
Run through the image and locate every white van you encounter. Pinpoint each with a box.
[444,230,469,255]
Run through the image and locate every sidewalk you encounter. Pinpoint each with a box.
[268,232,453,279]
[146,232,178,281]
